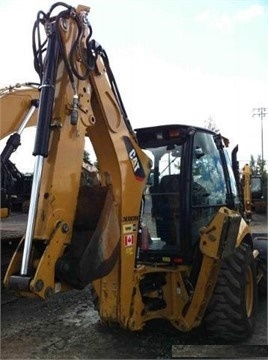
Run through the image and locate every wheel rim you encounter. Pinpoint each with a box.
[245,265,254,317]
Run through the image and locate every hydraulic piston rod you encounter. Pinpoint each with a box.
[20,155,44,275]
[19,23,60,276]
[17,101,39,134]
[1,100,39,164]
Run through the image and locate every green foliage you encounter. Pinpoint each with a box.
[83,150,91,164]
[204,116,219,133]
[83,150,99,170]
[249,155,267,176]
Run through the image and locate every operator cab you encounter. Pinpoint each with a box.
[135,124,239,266]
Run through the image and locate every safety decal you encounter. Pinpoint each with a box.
[125,247,134,255]
[123,216,139,222]
[123,136,146,181]
[124,234,134,247]
[123,224,137,233]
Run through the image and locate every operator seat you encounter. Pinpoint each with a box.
[159,174,180,200]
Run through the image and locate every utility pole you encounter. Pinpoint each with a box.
[252,107,267,164]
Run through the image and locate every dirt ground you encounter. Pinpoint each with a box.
[1,212,267,359]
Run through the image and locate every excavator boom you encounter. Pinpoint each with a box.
[3,4,151,303]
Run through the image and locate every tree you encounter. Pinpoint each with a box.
[83,150,91,164]
[204,115,219,133]
[249,155,267,176]
[83,149,99,170]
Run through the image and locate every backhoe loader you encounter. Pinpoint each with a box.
[1,2,262,341]
[240,163,267,219]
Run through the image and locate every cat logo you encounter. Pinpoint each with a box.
[123,136,145,181]
[129,148,140,172]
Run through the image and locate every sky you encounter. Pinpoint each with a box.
[0,0,267,172]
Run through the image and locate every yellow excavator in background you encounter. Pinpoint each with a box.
[0,2,264,342]
[241,163,267,220]
[250,174,267,214]
[241,163,253,221]
[1,84,40,218]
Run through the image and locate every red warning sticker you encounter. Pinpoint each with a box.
[124,234,134,247]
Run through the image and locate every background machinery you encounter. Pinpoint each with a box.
[241,163,267,220]
[1,2,265,342]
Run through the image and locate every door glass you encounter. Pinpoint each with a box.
[251,177,262,193]
[223,148,239,204]
[142,145,182,250]
[191,132,227,244]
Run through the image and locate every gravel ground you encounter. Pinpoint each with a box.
[1,285,267,359]
[1,212,267,359]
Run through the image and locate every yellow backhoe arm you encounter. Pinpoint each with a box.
[241,164,252,220]
[0,86,39,139]
[4,4,151,308]
[0,85,40,217]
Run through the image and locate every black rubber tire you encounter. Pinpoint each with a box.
[204,242,258,342]
[258,259,267,295]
